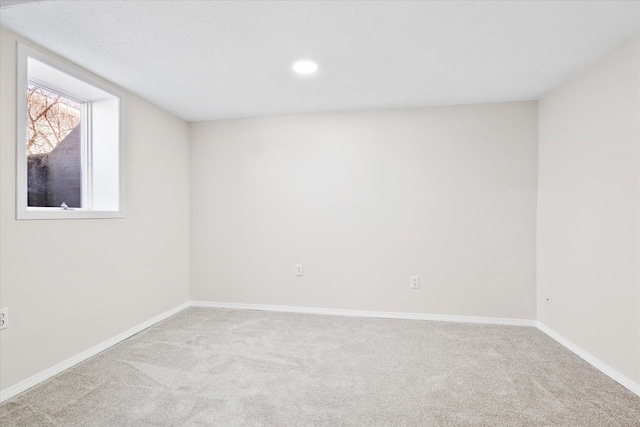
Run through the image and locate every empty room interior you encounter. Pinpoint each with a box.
[0,0,639,425]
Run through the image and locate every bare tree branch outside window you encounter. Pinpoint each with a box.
[26,83,81,155]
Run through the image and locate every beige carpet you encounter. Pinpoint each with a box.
[1,307,639,426]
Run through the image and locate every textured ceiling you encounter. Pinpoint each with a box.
[1,1,639,122]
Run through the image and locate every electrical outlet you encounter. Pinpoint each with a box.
[0,308,7,330]
[544,294,552,307]
[295,264,303,276]
[410,276,420,289]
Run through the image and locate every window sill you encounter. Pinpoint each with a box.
[17,208,125,220]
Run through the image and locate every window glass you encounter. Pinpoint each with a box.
[26,83,83,208]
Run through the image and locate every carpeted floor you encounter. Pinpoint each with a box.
[1,307,639,426]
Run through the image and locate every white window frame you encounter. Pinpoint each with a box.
[16,43,126,220]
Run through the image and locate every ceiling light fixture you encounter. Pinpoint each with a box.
[292,60,318,75]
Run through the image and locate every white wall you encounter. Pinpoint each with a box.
[537,34,640,384]
[190,101,538,319]
[0,28,191,391]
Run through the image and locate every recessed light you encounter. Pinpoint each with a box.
[292,60,318,75]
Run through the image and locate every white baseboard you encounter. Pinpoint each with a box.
[0,302,190,403]
[189,300,537,327]
[537,322,640,396]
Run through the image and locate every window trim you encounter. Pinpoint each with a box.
[16,43,126,220]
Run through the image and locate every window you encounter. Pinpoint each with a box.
[16,43,125,219]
